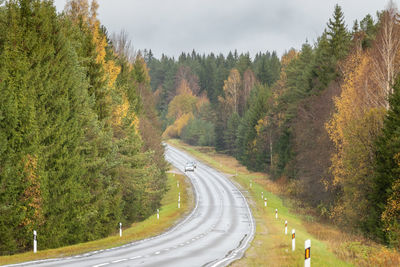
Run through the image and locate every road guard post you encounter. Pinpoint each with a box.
[292,229,295,251]
[119,222,122,237]
[33,230,37,253]
[305,239,311,267]
[285,220,288,235]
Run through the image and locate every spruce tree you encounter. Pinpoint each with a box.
[224,112,240,156]
[313,32,337,89]
[373,78,400,242]
[0,0,41,252]
[326,4,351,60]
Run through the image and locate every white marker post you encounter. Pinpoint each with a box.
[285,220,288,235]
[157,209,159,220]
[119,222,122,237]
[33,230,37,253]
[264,198,267,207]
[178,192,181,201]
[305,239,311,267]
[261,191,264,199]
[178,194,181,209]
[292,229,295,251]
[275,209,278,219]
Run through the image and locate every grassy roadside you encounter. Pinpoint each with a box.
[168,139,400,266]
[1,171,193,266]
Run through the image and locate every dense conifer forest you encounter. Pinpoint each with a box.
[0,0,166,254]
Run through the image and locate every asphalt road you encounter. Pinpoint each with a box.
[7,144,255,267]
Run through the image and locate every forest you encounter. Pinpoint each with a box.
[150,3,400,248]
[0,0,166,254]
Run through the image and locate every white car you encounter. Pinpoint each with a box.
[184,162,195,172]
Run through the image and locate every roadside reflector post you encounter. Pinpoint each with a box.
[33,230,37,253]
[261,191,264,199]
[305,239,311,267]
[178,192,181,201]
[157,209,159,220]
[292,229,295,251]
[119,222,122,237]
[178,194,181,209]
[264,198,267,207]
[275,208,278,219]
[285,220,288,235]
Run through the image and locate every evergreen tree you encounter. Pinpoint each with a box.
[236,85,271,170]
[326,4,351,60]
[236,53,252,75]
[286,42,314,98]
[313,32,337,89]
[360,14,377,49]
[0,0,41,252]
[224,112,240,156]
[373,78,400,242]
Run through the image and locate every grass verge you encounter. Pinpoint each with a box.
[1,171,193,266]
[168,139,400,267]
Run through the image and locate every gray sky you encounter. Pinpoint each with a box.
[53,0,388,59]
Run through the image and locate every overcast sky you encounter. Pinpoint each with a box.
[53,0,388,59]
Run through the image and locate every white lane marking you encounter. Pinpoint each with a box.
[92,263,110,267]
[129,256,142,260]
[111,259,127,263]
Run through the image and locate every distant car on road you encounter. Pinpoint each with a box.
[184,162,195,172]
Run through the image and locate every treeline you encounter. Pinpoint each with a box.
[151,3,400,248]
[0,0,166,254]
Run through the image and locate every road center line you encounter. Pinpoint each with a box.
[111,259,127,263]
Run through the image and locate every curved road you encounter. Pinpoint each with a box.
[8,145,255,267]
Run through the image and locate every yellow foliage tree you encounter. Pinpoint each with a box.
[167,93,197,120]
[218,68,241,114]
[326,51,386,225]
[163,113,193,139]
